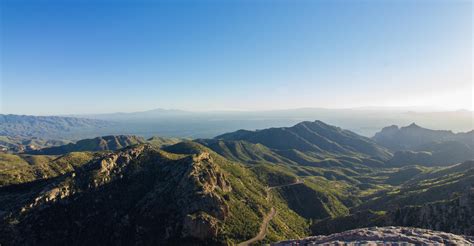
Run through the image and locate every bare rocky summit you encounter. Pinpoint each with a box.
[274,226,474,245]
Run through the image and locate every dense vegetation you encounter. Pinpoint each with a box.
[0,135,70,152]
[0,152,95,186]
[215,120,392,160]
[0,120,472,245]
[27,135,146,155]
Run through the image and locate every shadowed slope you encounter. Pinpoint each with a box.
[216,121,391,161]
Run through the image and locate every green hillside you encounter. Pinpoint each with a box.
[0,120,472,244]
[28,135,146,155]
[146,136,183,148]
[0,152,95,186]
[0,136,70,153]
[216,121,392,161]
[0,142,309,245]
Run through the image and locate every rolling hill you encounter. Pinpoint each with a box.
[0,136,70,153]
[28,135,146,155]
[0,143,309,245]
[0,120,473,245]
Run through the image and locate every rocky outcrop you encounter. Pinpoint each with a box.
[274,226,474,245]
[19,145,147,213]
[0,144,235,245]
[174,152,232,239]
[389,188,474,235]
[182,212,220,240]
[311,188,474,237]
[189,152,232,195]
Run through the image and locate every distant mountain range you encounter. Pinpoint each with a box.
[0,114,111,139]
[2,108,472,139]
[373,123,474,166]
[2,115,472,168]
[0,119,473,245]
[75,108,474,137]
[373,123,474,150]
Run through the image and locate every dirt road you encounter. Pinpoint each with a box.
[237,179,302,246]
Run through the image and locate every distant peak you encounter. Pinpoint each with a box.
[294,120,327,127]
[313,120,327,124]
[406,123,421,128]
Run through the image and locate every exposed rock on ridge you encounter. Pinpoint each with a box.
[0,144,236,245]
[274,226,474,245]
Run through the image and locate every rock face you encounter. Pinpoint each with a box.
[274,226,474,245]
[312,187,474,237]
[0,144,234,245]
[389,188,474,236]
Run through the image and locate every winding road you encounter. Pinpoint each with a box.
[237,179,303,246]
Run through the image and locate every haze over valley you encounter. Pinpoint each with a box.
[1,115,473,244]
[2,107,472,140]
[0,0,472,245]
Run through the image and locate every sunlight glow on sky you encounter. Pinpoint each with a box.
[0,0,472,115]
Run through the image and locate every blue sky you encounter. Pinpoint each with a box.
[1,0,472,115]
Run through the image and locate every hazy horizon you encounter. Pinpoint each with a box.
[1,105,473,117]
[1,1,474,244]
[1,0,472,115]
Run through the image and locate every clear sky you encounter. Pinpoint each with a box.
[1,0,472,115]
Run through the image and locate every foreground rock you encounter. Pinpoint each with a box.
[274,226,474,245]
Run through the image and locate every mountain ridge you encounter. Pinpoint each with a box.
[373,123,473,151]
[215,120,392,161]
[1,120,473,244]
[0,143,309,245]
[27,135,146,155]
[374,123,474,166]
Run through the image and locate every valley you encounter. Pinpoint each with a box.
[0,120,472,245]
[3,1,472,244]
